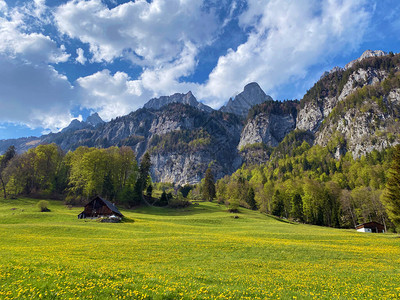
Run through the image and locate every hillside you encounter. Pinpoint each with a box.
[0,197,399,299]
[297,51,400,157]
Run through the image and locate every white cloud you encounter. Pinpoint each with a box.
[0,2,73,131]
[198,0,371,106]
[0,3,69,64]
[55,0,218,65]
[77,70,150,120]
[0,1,7,15]
[0,55,75,131]
[76,48,86,64]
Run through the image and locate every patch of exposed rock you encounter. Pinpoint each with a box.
[238,113,296,149]
[297,67,389,133]
[144,91,213,112]
[345,50,387,70]
[220,82,273,117]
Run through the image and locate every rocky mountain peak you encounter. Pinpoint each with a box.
[86,112,104,127]
[345,50,387,70]
[61,119,84,133]
[220,82,273,117]
[143,91,213,112]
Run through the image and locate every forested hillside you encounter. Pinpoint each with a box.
[216,135,399,230]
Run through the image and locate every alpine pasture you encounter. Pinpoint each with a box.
[0,198,399,299]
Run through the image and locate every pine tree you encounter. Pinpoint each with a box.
[202,168,216,201]
[382,145,400,230]
[146,184,153,198]
[158,191,168,206]
[246,187,257,210]
[290,193,303,221]
[272,190,284,217]
[0,145,16,198]
[135,152,152,205]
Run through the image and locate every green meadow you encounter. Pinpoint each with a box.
[0,198,399,299]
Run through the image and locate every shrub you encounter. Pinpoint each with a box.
[37,200,50,212]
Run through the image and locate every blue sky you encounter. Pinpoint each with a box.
[0,0,399,139]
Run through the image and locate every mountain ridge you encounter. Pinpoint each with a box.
[1,50,400,183]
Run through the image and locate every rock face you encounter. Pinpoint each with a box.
[86,112,104,127]
[144,91,213,112]
[296,52,390,133]
[238,101,298,149]
[61,119,85,133]
[61,113,104,133]
[345,50,387,70]
[220,82,273,117]
[297,50,400,157]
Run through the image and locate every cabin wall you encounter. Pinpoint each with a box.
[357,228,371,233]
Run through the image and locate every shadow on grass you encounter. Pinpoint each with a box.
[127,202,227,217]
[267,214,297,225]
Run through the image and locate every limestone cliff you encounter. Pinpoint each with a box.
[238,100,299,149]
[298,52,400,157]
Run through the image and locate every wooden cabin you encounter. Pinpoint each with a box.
[356,221,385,233]
[78,196,123,219]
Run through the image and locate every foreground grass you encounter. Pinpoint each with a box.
[0,198,399,299]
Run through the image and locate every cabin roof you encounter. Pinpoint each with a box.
[87,196,123,216]
[355,221,384,229]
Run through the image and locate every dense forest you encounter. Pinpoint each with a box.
[215,131,400,231]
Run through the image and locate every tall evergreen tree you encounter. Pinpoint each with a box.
[382,145,400,230]
[246,187,257,210]
[290,193,303,221]
[272,189,284,217]
[0,145,16,198]
[202,168,216,201]
[135,152,152,205]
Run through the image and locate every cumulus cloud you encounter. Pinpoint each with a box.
[55,0,218,65]
[198,0,371,106]
[77,70,150,120]
[0,1,73,131]
[0,55,74,131]
[76,48,86,64]
[0,8,69,64]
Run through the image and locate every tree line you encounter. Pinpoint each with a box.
[0,144,153,207]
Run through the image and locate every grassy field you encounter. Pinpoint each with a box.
[0,198,399,299]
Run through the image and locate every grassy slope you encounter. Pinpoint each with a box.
[0,198,399,299]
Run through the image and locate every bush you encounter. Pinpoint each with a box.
[37,200,50,212]
[168,197,191,208]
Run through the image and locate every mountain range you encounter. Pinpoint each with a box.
[1,50,399,184]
